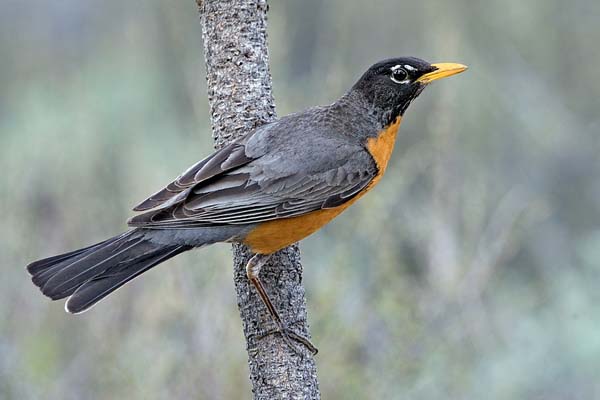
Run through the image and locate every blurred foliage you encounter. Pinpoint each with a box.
[1,0,600,399]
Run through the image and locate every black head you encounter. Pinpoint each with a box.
[352,57,467,126]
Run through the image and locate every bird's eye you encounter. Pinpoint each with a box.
[390,67,409,84]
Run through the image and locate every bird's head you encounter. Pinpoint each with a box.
[352,57,467,125]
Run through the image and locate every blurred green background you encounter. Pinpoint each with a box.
[2,0,600,399]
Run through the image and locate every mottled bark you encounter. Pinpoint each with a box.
[197,1,320,399]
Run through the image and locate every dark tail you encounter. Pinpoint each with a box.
[27,230,191,314]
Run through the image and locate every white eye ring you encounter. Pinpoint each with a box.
[390,65,410,83]
[390,65,410,84]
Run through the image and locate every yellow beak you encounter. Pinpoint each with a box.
[416,63,468,84]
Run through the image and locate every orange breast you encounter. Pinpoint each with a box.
[243,117,402,254]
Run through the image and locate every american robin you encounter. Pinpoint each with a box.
[27,57,466,352]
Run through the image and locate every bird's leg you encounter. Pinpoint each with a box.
[246,253,318,355]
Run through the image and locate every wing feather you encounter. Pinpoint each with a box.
[129,128,378,228]
[132,140,253,212]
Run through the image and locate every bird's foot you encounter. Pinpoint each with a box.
[245,254,318,355]
[255,322,318,355]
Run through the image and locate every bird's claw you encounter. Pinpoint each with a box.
[254,323,318,355]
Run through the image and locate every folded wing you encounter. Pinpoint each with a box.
[129,136,376,228]
[132,138,254,212]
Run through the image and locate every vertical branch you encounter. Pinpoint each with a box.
[198,1,320,398]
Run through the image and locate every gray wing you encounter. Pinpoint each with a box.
[132,138,254,212]
[128,126,377,228]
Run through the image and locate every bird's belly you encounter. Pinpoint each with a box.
[242,117,402,254]
[242,198,359,254]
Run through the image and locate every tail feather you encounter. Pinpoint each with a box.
[43,235,142,299]
[28,235,126,296]
[27,230,191,313]
[65,245,187,314]
[27,236,116,276]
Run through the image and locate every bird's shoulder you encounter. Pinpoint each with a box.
[244,106,377,179]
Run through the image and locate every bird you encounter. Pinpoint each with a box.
[27,57,466,352]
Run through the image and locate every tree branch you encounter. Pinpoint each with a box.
[198,1,320,398]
